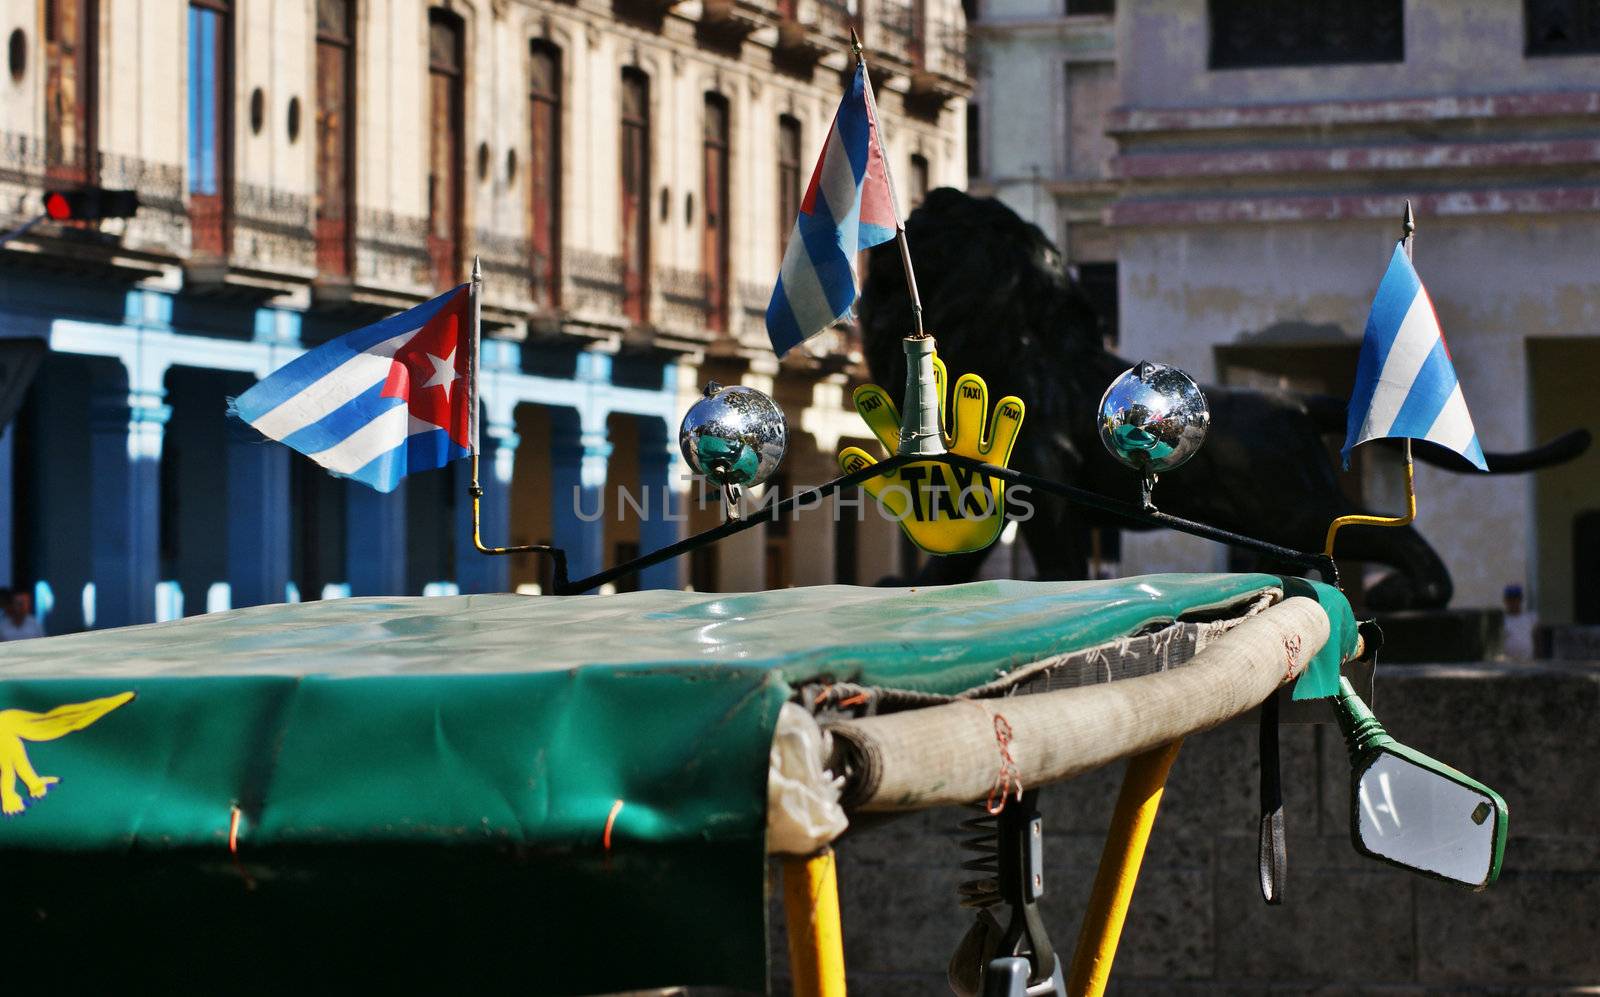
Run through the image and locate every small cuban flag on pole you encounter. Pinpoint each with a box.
[1326,203,1486,560]
[1342,209,1488,472]
[766,39,906,357]
[231,284,473,492]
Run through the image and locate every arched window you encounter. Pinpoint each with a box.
[909,153,930,207]
[427,9,464,289]
[776,115,801,266]
[44,0,97,179]
[189,0,232,255]
[529,41,561,308]
[702,93,730,333]
[620,68,651,322]
[315,0,356,277]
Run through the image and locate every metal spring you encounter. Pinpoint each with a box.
[956,804,1002,909]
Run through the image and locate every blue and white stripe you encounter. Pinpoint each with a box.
[230,287,469,492]
[766,64,897,356]
[1343,244,1487,471]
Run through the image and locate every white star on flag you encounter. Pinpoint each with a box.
[423,349,460,401]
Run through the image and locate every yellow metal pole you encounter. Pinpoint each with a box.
[782,848,848,997]
[1323,442,1415,558]
[1324,200,1421,563]
[1066,739,1184,997]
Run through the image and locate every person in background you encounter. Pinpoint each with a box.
[0,587,44,641]
[1501,584,1535,661]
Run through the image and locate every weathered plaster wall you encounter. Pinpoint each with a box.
[1119,0,1600,109]
[1114,212,1600,612]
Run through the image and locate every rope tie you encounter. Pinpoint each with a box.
[984,713,1022,815]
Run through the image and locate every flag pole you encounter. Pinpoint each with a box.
[852,29,944,456]
[853,28,925,340]
[1322,201,1420,559]
[466,257,570,587]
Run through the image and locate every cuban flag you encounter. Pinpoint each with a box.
[1342,243,1488,471]
[766,62,899,356]
[231,286,473,492]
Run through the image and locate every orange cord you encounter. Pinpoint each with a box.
[603,799,624,851]
[228,805,241,854]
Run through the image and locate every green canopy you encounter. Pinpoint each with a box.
[0,574,1352,993]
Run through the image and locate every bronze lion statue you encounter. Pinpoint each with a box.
[859,189,1587,610]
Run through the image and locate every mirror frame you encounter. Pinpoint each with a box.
[1348,741,1508,890]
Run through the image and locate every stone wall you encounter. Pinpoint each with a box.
[762,662,1600,994]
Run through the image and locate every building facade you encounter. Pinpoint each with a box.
[971,0,1600,622]
[0,0,970,633]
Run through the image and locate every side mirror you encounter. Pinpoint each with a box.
[1337,679,1508,890]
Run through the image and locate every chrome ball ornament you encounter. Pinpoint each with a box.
[678,381,788,489]
[1097,361,1210,474]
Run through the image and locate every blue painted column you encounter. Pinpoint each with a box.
[89,384,169,628]
[638,420,684,590]
[550,409,610,584]
[229,306,300,607]
[227,437,290,607]
[455,425,517,594]
[0,422,12,589]
[346,485,407,595]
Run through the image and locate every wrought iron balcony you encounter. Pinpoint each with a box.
[352,209,433,297]
[777,0,854,61]
[909,19,972,104]
[654,267,716,343]
[730,280,774,348]
[0,130,185,261]
[212,182,316,277]
[563,248,628,321]
[472,228,539,312]
[869,0,921,70]
[701,0,780,44]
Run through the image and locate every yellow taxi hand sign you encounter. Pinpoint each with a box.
[837,355,1025,555]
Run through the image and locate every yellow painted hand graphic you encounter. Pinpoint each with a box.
[838,354,1025,555]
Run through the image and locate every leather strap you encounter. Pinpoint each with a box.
[1258,691,1286,905]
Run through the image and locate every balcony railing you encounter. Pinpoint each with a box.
[353,209,433,294]
[872,0,921,66]
[735,280,772,342]
[778,0,853,55]
[211,182,316,275]
[0,130,186,257]
[927,19,966,79]
[563,248,627,318]
[655,267,715,339]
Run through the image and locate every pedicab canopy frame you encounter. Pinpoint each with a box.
[0,573,1355,994]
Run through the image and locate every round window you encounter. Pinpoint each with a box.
[7,29,25,83]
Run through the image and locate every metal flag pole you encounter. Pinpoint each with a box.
[854,29,925,343]
[851,28,944,457]
[467,256,570,586]
[1323,201,1420,559]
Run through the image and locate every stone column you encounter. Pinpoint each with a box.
[550,410,610,584]
[89,383,169,628]
[346,483,407,596]
[227,434,290,608]
[455,423,518,594]
[637,420,684,590]
[0,422,12,588]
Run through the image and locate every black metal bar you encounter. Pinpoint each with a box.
[544,450,1335,595]
[941,453,1338,584]
[556,453,915,594]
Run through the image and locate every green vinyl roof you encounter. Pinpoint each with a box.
[0,574,1352,994]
